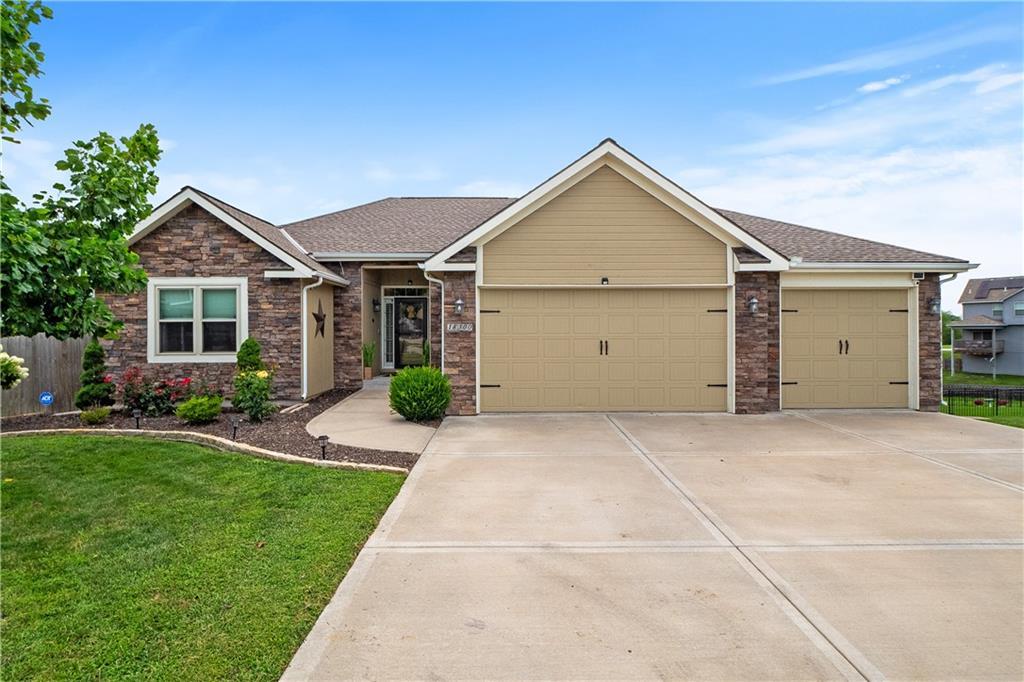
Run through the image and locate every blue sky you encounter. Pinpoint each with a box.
[5,2,1022,307]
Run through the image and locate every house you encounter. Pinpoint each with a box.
[951,277,1024,376]
[105,139,976,414]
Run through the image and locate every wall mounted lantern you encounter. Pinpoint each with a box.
[453,298,465,315]
[600,276,609,285]
[928,297,941,315]
[372,298,381,313]
[748,296,759,314]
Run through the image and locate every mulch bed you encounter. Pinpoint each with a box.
[2,388,420,470]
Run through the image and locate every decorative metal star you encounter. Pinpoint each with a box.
[312,300,327,338]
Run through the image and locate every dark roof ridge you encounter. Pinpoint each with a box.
[279,197,393,229]
[185,185,276,228]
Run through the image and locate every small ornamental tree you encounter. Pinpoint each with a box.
[236,337,265,371]
[73,339,114,409]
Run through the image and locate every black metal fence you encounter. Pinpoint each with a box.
[942,385,1024,418]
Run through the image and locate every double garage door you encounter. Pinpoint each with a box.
[478,287,911,412]
[479,288,728,412]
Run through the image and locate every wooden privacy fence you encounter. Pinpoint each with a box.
[1,335,88,417]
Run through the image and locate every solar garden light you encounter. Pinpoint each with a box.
[230,416,240,441]
[132,408,141,429]
[747,296,759,314]
[317,434,329,460]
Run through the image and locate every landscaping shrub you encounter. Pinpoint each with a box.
[422,340,431,367]
[120,368,193,416]
[232,370,275,422]
[237,337,265,372]
[389,366,451,422]
[74,339,116,409]
[79,406,111,425]
[176,395,223,424]
[361,342,376,368]
[0,344,29,390]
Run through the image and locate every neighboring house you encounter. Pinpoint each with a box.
[951,277,1024,376]
[105,139,975,414]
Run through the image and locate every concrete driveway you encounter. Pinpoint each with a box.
[284,411,1023,681]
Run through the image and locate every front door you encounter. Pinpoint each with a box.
[394,298,428,368]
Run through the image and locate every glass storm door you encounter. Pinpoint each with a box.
[394,298,428,368]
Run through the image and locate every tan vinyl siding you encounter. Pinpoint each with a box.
[483,166,727,286]
[361,268,382,374]
[305,282,335,397]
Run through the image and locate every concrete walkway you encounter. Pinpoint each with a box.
[305,377,436,454]
[285,410,1022,680]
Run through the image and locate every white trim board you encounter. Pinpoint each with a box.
[423,139,790,272]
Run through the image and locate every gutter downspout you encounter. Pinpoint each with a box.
[300,277,324,399]
[938,273,959,405]
[423,271,445,373]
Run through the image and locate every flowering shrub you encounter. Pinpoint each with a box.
[120,368,196,416]
[232,369,275,422]
[0,345,29,390]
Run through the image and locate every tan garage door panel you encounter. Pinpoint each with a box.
[782,289,909,408]
[480,288,727,412]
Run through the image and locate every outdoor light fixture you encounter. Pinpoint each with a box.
[230,416,240,441]
[748,296,759,314]
[372,298,381,313]
[407,279,413,285]
[454,298,465,315]
[132,408,141,429]
[928,297,941,315]
[601,276,609,285]
[317,434,329,460]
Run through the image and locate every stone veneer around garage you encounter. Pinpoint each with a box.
[734,271,781,414]
[103,204,305,399]
[917,273,942,411]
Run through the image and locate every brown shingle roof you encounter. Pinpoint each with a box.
[957,277,1024,304]
[715,209,967,264]
[949,315,1006,328]
[281,197,967,265]
[190,187,329,275]
[281,197,516,255]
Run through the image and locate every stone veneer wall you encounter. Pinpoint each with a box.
[103,204,303,399]
[917,273,942,411]
[733,271,781,414]
[332,261,365,391]
[440,271,477,415]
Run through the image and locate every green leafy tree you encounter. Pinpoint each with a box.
[941,311,962,343]
[1,125,161,339]
[1,0,53,143]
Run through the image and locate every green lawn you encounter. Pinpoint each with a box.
[1,435,404,680]
[982,415,1024,429]
[943,371,1024,387]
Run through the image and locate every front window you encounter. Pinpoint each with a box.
[1014,303,1024,317]
[992,304,1003,320]
[148,278,247,362]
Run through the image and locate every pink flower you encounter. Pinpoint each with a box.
[103,375,113,383]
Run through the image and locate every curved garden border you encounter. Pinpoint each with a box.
[5,429,409,474]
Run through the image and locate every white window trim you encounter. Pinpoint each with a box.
[147,277,249,363]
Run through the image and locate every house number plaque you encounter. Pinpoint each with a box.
[446,322,474,333]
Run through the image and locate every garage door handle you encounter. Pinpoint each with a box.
[844,339,849,355]
[838,339,843,355]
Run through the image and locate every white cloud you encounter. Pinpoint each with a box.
[975,72,1024,95]
[455,179,525,197]
[901,63,1007,97]
[761,20,1017,85]
[857,75,908,93]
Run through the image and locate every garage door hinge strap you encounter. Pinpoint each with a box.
[706,383,728,387]
[479,309,501,314]
[781,381,798,385]
[480,384,501,388]
[889,381,909,385]
[781,308,799,313]
[889,308,909,312]
[706,308,727,313]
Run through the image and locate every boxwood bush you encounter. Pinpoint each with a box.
[176,395,223,424]
[389,366,451,422]
[79,406,112,425]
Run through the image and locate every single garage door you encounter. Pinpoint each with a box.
[781,289,910,408]
[479,288,728,412]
